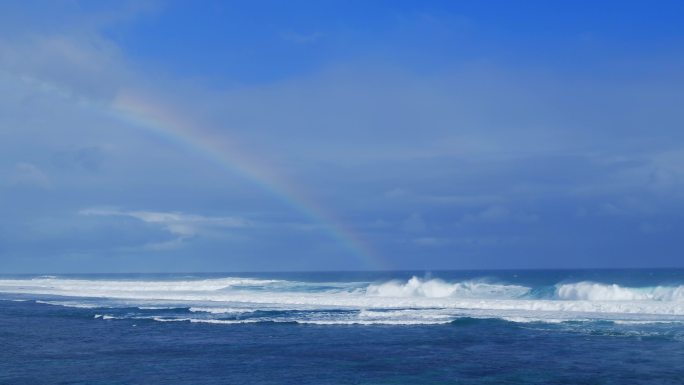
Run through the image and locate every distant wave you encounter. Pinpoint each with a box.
[0,277,283,293]
[2,275,684,325]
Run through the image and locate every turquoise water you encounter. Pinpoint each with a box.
[1,270,683,384]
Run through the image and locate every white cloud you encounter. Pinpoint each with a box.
[79,208,251,249]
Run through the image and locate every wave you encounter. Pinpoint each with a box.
[366,277,530,298]
[189,307,257,314]
[4,275,684,325]
[35,300,101,308]
[93,314,117,320]
[611,320,684,325]
[88,314,684,327]
[90,312,457,326]
[0,277,283,293]
[555,282,684,301]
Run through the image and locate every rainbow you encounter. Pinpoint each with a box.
[106,91,384,269]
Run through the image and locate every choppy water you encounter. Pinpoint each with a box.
[1,270,683,384]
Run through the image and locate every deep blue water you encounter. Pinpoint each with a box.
[1,269,684,384]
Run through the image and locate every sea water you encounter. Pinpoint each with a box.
[1,269,683,384]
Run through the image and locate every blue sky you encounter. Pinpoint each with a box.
[1,0,683,272]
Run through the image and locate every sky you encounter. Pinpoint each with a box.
[1,0,683,273]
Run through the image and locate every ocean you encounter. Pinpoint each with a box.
[1,269,683,384]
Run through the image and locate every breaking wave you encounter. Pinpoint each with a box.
[366,277,530,298]
[2,275,684,325]
[555,282,684,301]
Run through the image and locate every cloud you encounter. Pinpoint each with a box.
[9,162,51,189]
[79,208,251,249]
[0,34,127,102]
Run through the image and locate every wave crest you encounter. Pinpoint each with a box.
[555,282,684,301]
[365,277,530,299]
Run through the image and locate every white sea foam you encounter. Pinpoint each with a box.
[366,277,530,299]
[36,300,100,308]
[150,317,262,324]
[189,307,256,314]
[94,314,117,320]
[555,282,684,301]
[358,309,452,320]
[498,316,568,324]
[295,319,453,325]
[612,320,684,325]
[0,277,281,293]
[4,276,684,324]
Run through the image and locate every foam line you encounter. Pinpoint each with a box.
[4,276,684,324]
